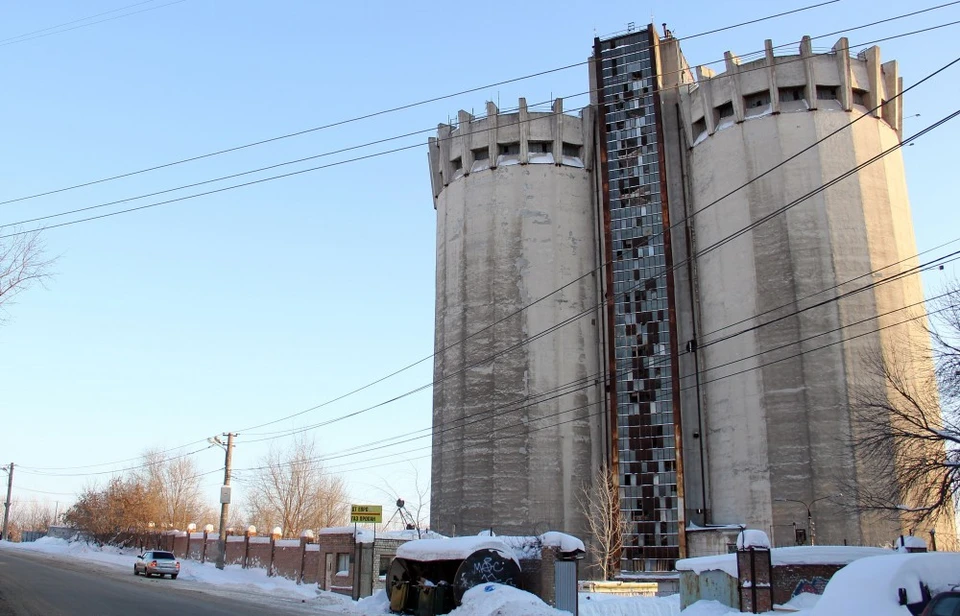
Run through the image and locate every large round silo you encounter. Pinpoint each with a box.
[427,99,605,539]
[678,36,947,546]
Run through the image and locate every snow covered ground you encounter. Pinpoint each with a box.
[3,537,957,615]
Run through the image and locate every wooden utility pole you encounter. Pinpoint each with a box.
[2,463,13,541]
[215,433,235,570]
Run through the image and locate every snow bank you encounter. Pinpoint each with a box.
[580,593,680,616]
[449,583,564,616]
[812,552,960,616]
[781,592,820,611]
[396,537,519,564]
[1,536,138,568]
[679,600,738,615]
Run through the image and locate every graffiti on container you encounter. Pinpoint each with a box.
[473,556,505,582]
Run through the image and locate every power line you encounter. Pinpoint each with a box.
[0,1,189,48]
[15,88,956,481]
[4,34,953,439]
[233,287,952,477]
[699,236,960,342]
[698,250,960,352]
[2,23,956,240]
[11,27,957,477]
[19,444,216,478]
[27,274,950,483]
[0,0,844,209]
[19,436,215,472]
[230,106,960,446]
[237,239,960,471]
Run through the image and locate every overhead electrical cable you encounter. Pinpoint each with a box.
[224,107,960,446]
[0,0,189,48]
[233,291,953,476]
[14,30,957,477]
[0,0,844,208]
[2,26,956,239]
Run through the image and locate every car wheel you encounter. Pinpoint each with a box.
[133,566,139,576]
[171,574,178,580]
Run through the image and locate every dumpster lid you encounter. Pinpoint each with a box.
[396,537,519,565]
[539,531,585,556]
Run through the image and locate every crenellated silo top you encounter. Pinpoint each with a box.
[427,98,595,204]
[678,36,903,148]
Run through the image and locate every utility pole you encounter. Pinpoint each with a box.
[215,433,235,570]
[2,463,13,541]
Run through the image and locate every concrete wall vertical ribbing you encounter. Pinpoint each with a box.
[428,102,604,540]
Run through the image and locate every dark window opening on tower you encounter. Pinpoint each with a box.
[472,147,489,161]
[779,87,805,101]
[562,143,581,158]
[691,117,707,142]
[499,143,520,156]
[452,157,462,172]
[816,86,838,100]
[744,91,772,120]
[714,102,734,126]
[778,86,808,112]
[853,88,868,107]
[744,91,771,108]
[529,141,552,154]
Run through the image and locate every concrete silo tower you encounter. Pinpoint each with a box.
[427,99,606,539]
[675,35,955,546]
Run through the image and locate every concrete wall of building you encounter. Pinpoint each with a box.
[675,38,954,547]
[428,99,605,541]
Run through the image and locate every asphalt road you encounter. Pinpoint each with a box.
[0,549,338,616]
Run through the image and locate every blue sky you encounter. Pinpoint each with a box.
[1,0,958,525]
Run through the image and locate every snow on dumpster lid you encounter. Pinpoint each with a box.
[736,530,770,550]
[396,537,519,564]
[539,532,585,554]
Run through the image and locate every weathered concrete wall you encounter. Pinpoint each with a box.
[676,38,956,548]
[428,100,604,541]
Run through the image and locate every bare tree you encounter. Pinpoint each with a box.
[849,279,960,531]
[245,436,348,537]
[134,449,212,530]
[0,230,54,319]
[579,465,625,580]
[6,500,55,541]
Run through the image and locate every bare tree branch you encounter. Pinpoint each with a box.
[0,229,55,319]
[848,279,960,530]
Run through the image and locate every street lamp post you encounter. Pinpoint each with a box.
[774,494,840,545]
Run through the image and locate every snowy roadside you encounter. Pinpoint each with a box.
[0,537,353,615]
[0,536,823,616]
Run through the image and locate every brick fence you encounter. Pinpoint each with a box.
[125,529,575,605]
